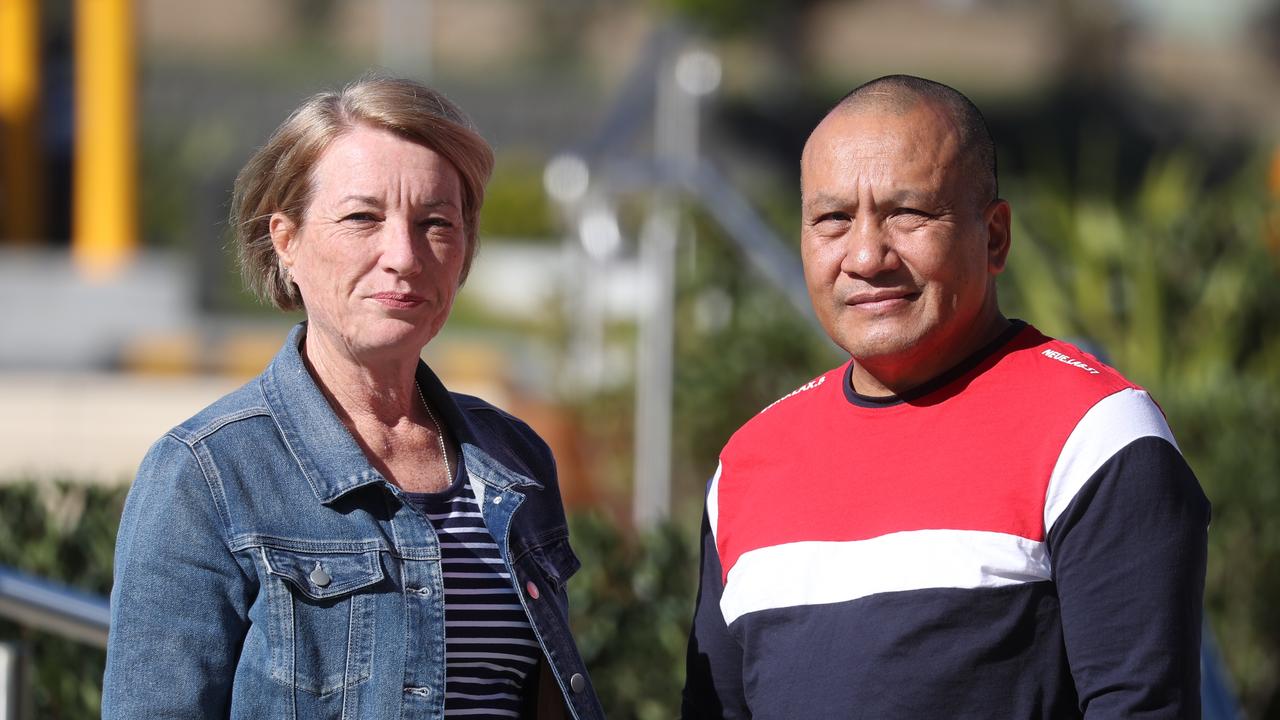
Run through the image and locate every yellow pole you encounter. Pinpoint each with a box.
[73,0,136,279]
[0,0,43,244]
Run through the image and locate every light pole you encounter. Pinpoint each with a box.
[633,47,720,530]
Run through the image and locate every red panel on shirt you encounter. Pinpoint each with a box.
[714,326,1135,580]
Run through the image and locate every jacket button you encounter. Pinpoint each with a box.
[526,581,540,600]
[570,673,586,693]
[309,565,331,587]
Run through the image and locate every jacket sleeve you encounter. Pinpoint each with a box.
[681,492,750,719]
[102,435,252,719]
[1048,434,1210,718]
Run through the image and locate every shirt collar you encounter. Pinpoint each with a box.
[260,322,538,505]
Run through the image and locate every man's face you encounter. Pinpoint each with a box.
[799,102,1009,380]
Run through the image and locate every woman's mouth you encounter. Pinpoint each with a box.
[369,292,427,309]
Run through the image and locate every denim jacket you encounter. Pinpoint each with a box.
[103,323,605,720]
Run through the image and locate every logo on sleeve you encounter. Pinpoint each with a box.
[760,375,826,413]
[1041,349,1102,375]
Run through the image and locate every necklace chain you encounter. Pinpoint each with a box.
[415,382,451,484]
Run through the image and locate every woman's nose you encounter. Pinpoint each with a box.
[380,219,422,275]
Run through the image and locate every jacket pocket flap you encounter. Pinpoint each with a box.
[532,538,581,587]
[262,547,385,600]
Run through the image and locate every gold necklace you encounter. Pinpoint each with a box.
[415,381,451,484]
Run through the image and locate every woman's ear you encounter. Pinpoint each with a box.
[269,213,298,268]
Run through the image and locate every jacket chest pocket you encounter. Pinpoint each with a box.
[260,546,386,696]
[516,537,580,610]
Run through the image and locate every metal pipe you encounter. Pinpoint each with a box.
[0,566,110,649]
[682,160,820,331]
[633,46,701,531]
[0,641,20,720]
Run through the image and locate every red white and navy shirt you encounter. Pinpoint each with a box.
[682,321,1210,719]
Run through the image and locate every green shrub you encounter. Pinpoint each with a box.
[1002,154,1280,717]
[567,513,698,720]
[0,482,125,720]
[0,483,697,719]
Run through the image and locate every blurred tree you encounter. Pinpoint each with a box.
[555,198,836,719]
[1003,153,1280,718]
[653,0,816,39]
[655,0,834,181]
[669,207,837,502]
[567,513,697,720]
[478,155,560,239]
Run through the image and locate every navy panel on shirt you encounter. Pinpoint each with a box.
[736,582,1076,720]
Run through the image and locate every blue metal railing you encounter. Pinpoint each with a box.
[0,565,109,649]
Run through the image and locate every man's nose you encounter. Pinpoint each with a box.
[839,215,899,278]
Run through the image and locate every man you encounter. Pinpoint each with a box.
[681,75,1210,719]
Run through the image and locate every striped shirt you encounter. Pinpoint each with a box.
[405,474,539,718]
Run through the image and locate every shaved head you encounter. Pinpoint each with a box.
[819,75,998,205]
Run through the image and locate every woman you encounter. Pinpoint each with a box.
[102,76,604,720]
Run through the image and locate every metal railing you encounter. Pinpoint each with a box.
[0,565,110,719]
[0,566,109,649]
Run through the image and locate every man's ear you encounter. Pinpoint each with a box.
[985,199,1012,275]
[269,213,297,268]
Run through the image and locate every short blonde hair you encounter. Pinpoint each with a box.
[230,75,495,310]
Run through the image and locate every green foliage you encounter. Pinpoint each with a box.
[478,154,560,240]
[0,482,700,720]
[670,207,839,505]
[653,0,818,37]
[0,482,126,720]
[1003,154,1280,717]
[554,203,837,719]
[567,513,698,720]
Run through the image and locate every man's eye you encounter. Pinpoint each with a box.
[815,212,851,225]
[892,207,931,218]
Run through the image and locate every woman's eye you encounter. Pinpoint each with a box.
[342,212,378,223]
[420,218,455,231]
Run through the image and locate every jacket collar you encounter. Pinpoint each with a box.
[260,322,538,505]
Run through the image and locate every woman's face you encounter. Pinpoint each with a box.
[271,124,467,363]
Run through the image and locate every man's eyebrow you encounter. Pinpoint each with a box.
[802,190,942,214]
[879,189,935,207]
[802,193,851,211]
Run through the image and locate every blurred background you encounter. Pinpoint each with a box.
[1,0,1278,717]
